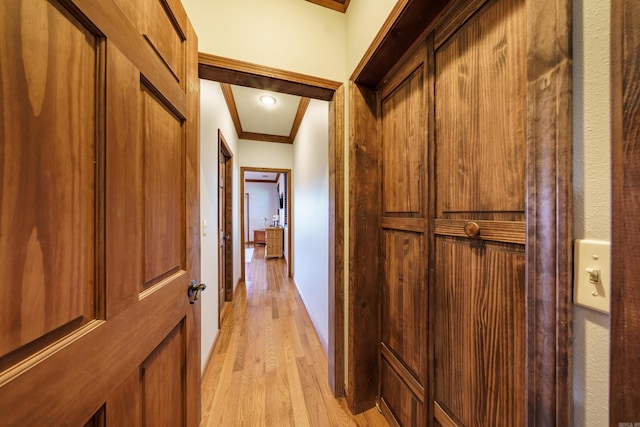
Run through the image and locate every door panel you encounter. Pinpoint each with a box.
[380,359,425,426]
[381,230,426,381]
[378,40,430,425]
[382,64,424,216]
[434,238,525,426]
[141,321,186,426]
[0,0,200,424]
[433,0,526,425]
[0,0,98,360]
[435,0,526,220]
[143,85,184,287]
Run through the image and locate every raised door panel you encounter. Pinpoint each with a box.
[381,230,426,382]
[142,0,186,84]
[435,0,526,221]
[0,0,98,362]
[143,86,184,287]
[434,237,525,426]
[141,321,186,425]
[382,62,425,216]
[378,39,430,426]
[380,360,425,426]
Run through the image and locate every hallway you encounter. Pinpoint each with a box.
[200,247,388,426]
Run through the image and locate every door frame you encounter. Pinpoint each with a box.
[198,54,345,397]
[218,130,233,326]
[348,0,573,422]
[240,167,292,279]
[610,0,640,421]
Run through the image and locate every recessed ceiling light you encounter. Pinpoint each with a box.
[260,95,276,105]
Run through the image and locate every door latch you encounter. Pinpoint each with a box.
[188,280,206,304]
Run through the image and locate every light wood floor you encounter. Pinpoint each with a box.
[200,246,388,427]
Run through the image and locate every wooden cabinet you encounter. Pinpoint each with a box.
[253,229,266,245]
[265,227,283,259]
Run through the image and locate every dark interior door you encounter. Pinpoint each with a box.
[433,0,526,425]
[377,39,430,426]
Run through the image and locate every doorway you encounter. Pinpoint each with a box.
[218,130,233,326]
[198,53,345,396]
[240,168,292,280]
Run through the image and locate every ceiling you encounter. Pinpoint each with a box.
[221,83,310,144]
[245,171,280,183]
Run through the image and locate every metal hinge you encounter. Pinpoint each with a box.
[375,397,383,414]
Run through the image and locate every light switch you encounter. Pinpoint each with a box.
[573,239,610,314]
[202,220,208,236]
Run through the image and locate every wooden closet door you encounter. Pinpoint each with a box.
[0,0,200,425]
[433,0,527,425]
[378,40,431,426]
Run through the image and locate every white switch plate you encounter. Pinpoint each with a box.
[202,219,208,236]
[573,239,610,314]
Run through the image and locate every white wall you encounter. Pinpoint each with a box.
[238,140,293,170]
[345,0,397,77]
[292,99,330,352]
[245,181,278,237]
[181,0,345,82]
[199,80,240,373]
[572,0,611,425]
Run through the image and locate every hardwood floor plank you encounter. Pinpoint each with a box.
[200,246,388,426]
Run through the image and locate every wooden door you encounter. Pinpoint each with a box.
[0,0,200,425]
[610,0,640,422]
[377,40,430,426]
[218,131,232,325]
[433,0,526,425]
[219,154,227,315]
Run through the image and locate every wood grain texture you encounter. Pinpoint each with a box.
[141,322,186,426]
[378,40,430,425]
[106,44,143,320]
[434,0,489,48]
[346,83,380,413]
[524,0,573,424]
[199,52,340,101]
[184,19,201,426]
[328,85,345,397]
[141,0,185,83]
[349,0,573,423]
[305,0,350,13]
[434,219,526,245]
[0,0,201,424]
[610,0,640,423]
[348,81,380,414]
[381,231,426,383]
[200,247,388,427]
[142,86,184,286]
[351,0,455,87]
[434,237,526,427]
[381,63,424,215]
[435,0,526,218]
[73,0,187,116]
[380,361,425,426]
[0,0,97,359]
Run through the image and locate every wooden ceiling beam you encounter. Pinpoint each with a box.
[199,53,340,101]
